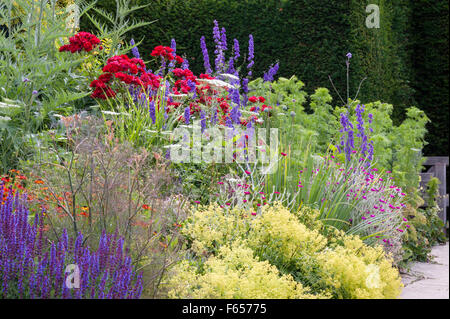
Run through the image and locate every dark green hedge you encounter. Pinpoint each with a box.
[82,0,449,156]
[410,0,449,156]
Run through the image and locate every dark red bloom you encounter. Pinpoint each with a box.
[175,55,184,64]
[59,32,100,53]
[151,45,175,60]
[248,96,258,103]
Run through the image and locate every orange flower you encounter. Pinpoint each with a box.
[159,241,168,249]
[34,179,44,184]
[142,204,151,210]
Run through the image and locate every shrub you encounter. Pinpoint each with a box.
[171,202,403,299]
[400,177,447,265]
[317,233,403,299]
[249,204,327,262]
[167,242,328,299]
[181,203,251,256]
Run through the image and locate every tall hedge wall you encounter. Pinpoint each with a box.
[82,0,449,156]
[410,0,449,156]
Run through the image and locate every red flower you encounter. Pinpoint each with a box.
[175,55,184,64]
[258,96,266,103]
[1,177,10,183]
[98,73,113,83]
[261,104,272,113]
[114,72,134,84]
[199,73,215,79]
[248,96,258,103]
[59,32,100,53]
[151,45,175,60]
[89,79,106,88]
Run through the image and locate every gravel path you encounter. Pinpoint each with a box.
[400,242,449,299]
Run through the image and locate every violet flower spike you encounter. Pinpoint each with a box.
[200,36,212,74]
[130,38,140,59]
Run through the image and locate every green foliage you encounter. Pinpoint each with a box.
[348,0,416,122]
[391,107,430,205]
[0,0,93,172]
[83,0,155,59]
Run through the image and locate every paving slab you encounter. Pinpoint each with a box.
[400,242,449,299]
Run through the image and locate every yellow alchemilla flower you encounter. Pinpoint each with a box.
[167,242,330,299]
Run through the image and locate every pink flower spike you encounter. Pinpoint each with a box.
[218,182,224,185]
[298,185,303,188]
[403,218,408,221]
[274,191,280,194]
[281,152,287,156]
[251,212,257,216]
[194,200,201,204]
[406,225,410,228]
[245,170,251,175]
[243,200,247,203]
[225,202,231,206]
